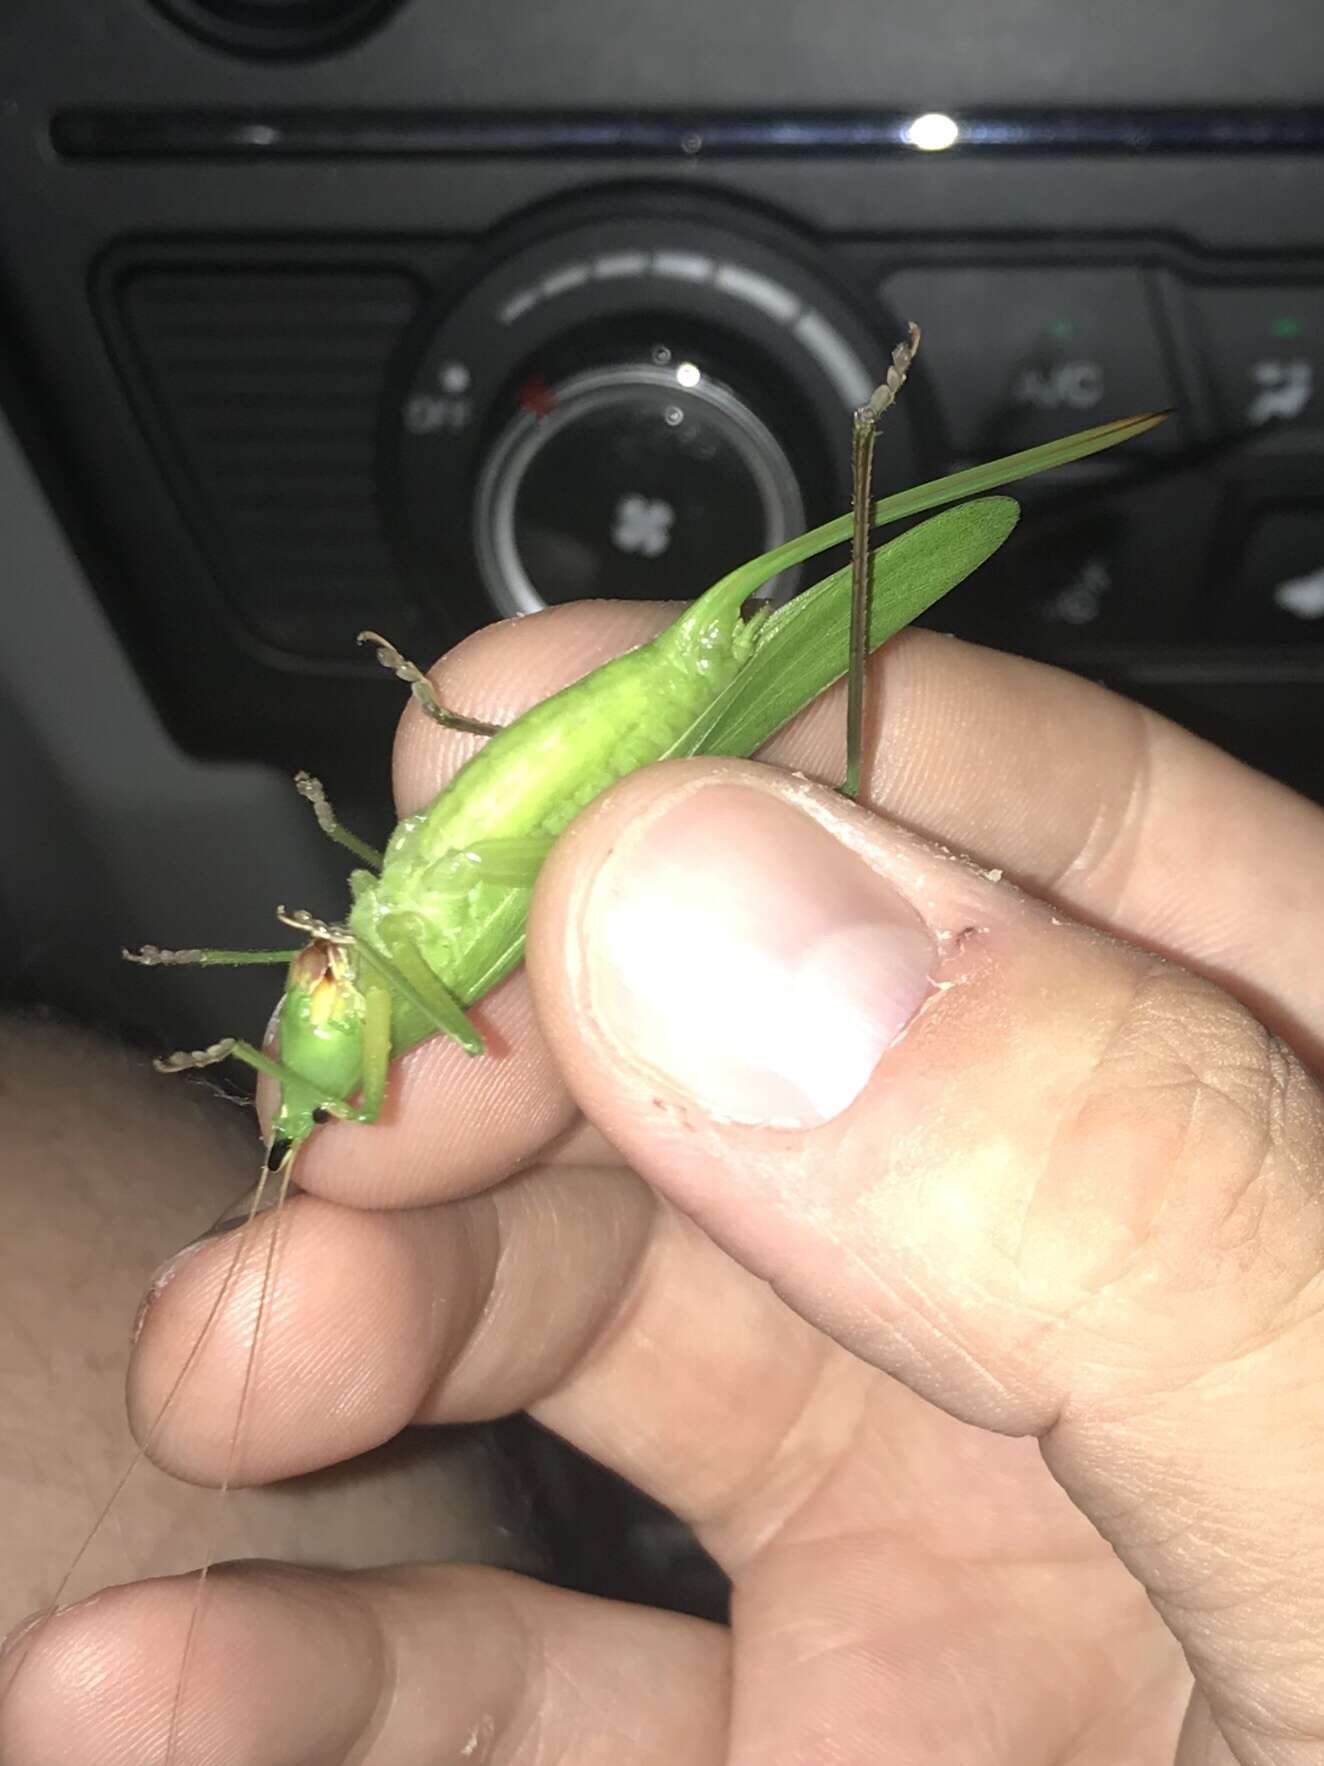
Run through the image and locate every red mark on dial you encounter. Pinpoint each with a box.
[517,375,557,418]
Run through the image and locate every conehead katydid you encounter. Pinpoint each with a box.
[126,377,1167,1177]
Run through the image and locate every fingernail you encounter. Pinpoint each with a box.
[0,1609,46,1667]
[583,784,937,1127]
[131,1239,207,1344]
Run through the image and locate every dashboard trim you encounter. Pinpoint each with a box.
[51,106,1324,162]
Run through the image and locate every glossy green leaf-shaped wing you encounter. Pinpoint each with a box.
[668,495,1019,761]
[687,410,1166,623]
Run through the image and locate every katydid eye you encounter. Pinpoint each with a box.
[312,1106,331,1125]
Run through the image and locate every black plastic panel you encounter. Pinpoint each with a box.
[49,106,1324,160]
[2,0,1322,809]
[148,0,405,61]
[113,265,424,653]
[7,0,1324,108]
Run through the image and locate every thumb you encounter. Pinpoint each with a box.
[527,757,1324,1759]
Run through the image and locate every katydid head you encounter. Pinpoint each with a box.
[269,938,367,1149]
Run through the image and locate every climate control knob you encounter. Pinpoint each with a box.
[474,356,806,615]
[389,200,923,629]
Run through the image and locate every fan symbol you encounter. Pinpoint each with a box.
[611,493,675,558]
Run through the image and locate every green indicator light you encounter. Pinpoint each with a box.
[1049,318,1075,340]
[1272,315,1302,339]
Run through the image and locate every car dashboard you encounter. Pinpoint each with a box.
[1,0,1320,1028]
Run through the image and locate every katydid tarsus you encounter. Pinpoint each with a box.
[6,322,1166,1762]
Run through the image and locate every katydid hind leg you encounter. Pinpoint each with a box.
[844,321,922,801]
[357,629,504,737]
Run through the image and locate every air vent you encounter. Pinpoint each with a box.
[115,266,424,654]
[150,0,403,60]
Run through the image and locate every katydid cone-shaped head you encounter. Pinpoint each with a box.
[267,939,367,1160]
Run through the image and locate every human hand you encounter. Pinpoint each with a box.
[8,604,1324,1764]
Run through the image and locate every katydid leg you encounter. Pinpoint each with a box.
[124,946,296,967]
[353,982,393,1123]
[226,1039,384,1128]
[844,323,921,801]
[153,1038,367,1158]
[292,772,384,870]
[425,834,555,894]
[358,630,503,737]
[356,923,486,1056]
[155,1036,325,1096]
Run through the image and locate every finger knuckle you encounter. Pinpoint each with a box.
[1069,959,1324,1359]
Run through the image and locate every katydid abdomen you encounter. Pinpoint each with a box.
[349,569,771,1051]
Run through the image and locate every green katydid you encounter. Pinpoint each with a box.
[127,391,1166,1179]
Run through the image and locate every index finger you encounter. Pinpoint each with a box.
[294,602,676,1208]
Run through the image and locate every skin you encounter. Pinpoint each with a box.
[4,602,1324,1764]
[0,1019,541,1641]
